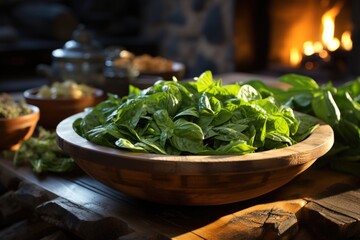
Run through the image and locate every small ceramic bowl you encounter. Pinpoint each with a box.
[0,104,39,151]
[24,88,105,129]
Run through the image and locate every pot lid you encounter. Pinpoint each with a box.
[52,25,105,62]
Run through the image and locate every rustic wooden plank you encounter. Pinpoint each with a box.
[177,200,306,240]
[303,201,358,240]
[15,181,53,211]
[0,191,30,228]
[0,183,5,196]
[0,219,58,240]
[301,185,360,240]
[116,232,163,240]
[0,181,52,228]
[258,169,359,201]
[310,184,360,220]
[1,154,360,239]
[0,155,21,191]
[292,228,318,240]
[36,197,134,240]
[39,231,79,240]
[0,158,207,238]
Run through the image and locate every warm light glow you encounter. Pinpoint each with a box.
[327,37,340,51]
[319,50,329,59]
[290,47,302,67]
[119,50,134,58]
[303,41,324,56]
[341,31,353,51]
[303,41,315,56]
[321,1,343,51]
[314,41,323,53]
[287,0,351,68]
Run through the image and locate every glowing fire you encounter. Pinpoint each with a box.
[289,1,352,67]
[322,1,343,51]
[341,30,353,50]
[290,48,301,67]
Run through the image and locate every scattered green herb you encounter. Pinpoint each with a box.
[244,74,360,176]
[73,71,318,155]
[13,128,75,174]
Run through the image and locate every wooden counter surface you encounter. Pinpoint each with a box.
[0,155,359,240]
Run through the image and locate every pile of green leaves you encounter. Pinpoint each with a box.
[244,74,360,176]
[73,71,317,155]
[13,128,75,174]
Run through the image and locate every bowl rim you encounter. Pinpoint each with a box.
[56,112,334,174]
[23,87,105,101]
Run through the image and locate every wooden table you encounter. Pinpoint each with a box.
[1,72,360,239]
[1,155,360,240]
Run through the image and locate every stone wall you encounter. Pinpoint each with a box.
[140,0,235,78]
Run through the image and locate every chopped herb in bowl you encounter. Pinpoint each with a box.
[0,93,32,118]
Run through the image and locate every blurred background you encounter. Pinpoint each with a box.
[0,0,359,92]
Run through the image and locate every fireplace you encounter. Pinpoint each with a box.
[234,0,357,83]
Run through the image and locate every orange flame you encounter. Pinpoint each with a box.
[321,1,343,51]
[290,47,301,67]
[288,0,352,67]
[341,30,352,50]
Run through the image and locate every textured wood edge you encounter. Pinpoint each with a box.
[176,199,306,239]
[35,197,134,240]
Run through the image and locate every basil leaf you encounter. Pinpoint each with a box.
[131,136,167,154]
[210,123,248,141]
[170,119,204,153]
[115,138,147,152]
[335,119,360,148]
[195,71,214,92]
[279,74,319,90]
[312,90,341,125]
[212,108,233,126]
[114,98,144,129]
[213,140,256,155]
[238,84,261,102]
[174,107,199,119]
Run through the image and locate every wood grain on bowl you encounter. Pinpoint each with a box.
[24,88,105,129]
[56,112,334,206]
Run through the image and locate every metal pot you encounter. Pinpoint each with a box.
[37,25,106,87]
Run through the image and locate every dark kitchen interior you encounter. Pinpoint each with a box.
[1,0,359,92]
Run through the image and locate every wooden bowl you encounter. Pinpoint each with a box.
[0,105,39,151]
[24,88,105,129]
[56,112,334,206]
